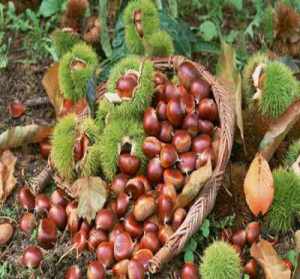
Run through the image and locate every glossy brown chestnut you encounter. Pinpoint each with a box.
[154,71,168,86]
[198,98,218,122]
[88,228,108,251]
[147,157,163,182]
[0,223,14,246]
[156,101,167,121]
[158,194,174,224]
[143,220,159,234]
[177,152,197,174]
[163,169,185,190]
[133,249,153,270]
[183,113,199,136]
[158,225,174,244]
[112,259,130,278]
[142,137,161,158]
[190,78,211,103]
[22,246,43,269]
[95,209,115,231]
[109,224,125,243]
[165,82,180,101]
[48,204,67,230]
[143,107,161,136]
[18,186,35,210]
[180,93,195,114]
[192,134,211,153]
[125,178,145,200]
[128,259,145,279]
[198,119,214,135]
[166,98,185,127]
[195,148,212,168]
[133,194,156,222]
[111,174,129,194]
[72,229,88,254]
[116,74,138,101]
[87,260,105,279]
[37,218,57,249]
[177,62,200,91]
[35,194,51,213]
[172,208,187,230]
[123,213,143,238]
[96,241,114,268]
[20,213,36,234]
[159,183,177,203]
[231,229,247,248]
[181,262,199,279]
[172,130,192,153]
[140,232,160,253]
[159,121,174,143]
[114,231,134,261]
[118,154,140,176]
[246,222,260,244]
[64,265,81,279]
[160,144,178,168]
[50,189,67,207]
[116,192,130,217]
[244,259,257,278]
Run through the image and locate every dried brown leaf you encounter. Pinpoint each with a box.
[244,153,274,216]
[0,150,17,204]
[0,125,53,150]
[259,100,300,161]
[250,239,291,279]
[75,177,108,223]
[175,158,212,209]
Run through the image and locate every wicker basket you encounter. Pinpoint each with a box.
[32,55,235,274]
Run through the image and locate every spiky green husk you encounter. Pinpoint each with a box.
[260,61,299,118]
[59,42,98,102]
[200,241,241,279]
[51,114,77,180]
[145,30,174,56]
[242,52,269,103]
[51,29,81,58]
[285,139,300,166]
[261,6,274,45]
[81,141,102,177]
[124,0,160,54]
[266,169,300,233]
[99,56,154,120]
[98,119,147,181]
[51,115,101,181]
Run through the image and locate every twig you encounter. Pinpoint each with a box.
[25,96,50,107]
[30,164,53,194]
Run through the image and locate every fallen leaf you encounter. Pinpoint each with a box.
[216,41,245,150]
[42,63,64,117]
[75,177,108,223]
[244,153,274,216]
[259,100,300,161]
[175,158,212,209]
[250,239,291,279]
[0,125,53,150]
[8,101,26,118]
[0,150,17,204]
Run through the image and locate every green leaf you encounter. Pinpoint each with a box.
[39,0,65,17]
[227,0,243,11]
[285,249,299,269]
[199,20,218,42]
[184,249,194,263]
[200,219,210,237]
[99,0,112,57]
[185,238,198,251]
[168,0,178,18]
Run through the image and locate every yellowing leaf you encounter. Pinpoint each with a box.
[0,150,17,204]
[250,239,291,279]
[75,177,108,223]
[244,153,274,216]
[175,158,212,209]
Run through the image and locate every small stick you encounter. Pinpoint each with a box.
[31,164,53,194]
[25,97,50,107]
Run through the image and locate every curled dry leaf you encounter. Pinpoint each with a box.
[75,177,108,223]
[175,158,212,209]
[244,153,274,216]
[250,239,291,279]
[0,125,53,151]
[0,150,17,204]
[8,101,26,118]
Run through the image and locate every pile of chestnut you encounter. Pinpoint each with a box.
[13,62,220,279]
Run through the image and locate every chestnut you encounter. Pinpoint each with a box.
[231,229,247,248]
[163,169,185,190]
[132,249,153,270]
[133,194,156,222]
[96,241,114,268]
[67,212,81,236]
[159,183,177,203]
[118,154,140,176]
[180,93,195,114]
[18,186,35,210]
[95,209,115,231]
[111,174,129,194]
[39,141,51,159]
[181,262,199,279]
[154,71,168,86]
[160,144,178,168]
[88,228,108,251]
[143,107,161,136]
[143,220,159,234]
[128,259,145,279]
[64,265,81,279]
[116,192,130,217]
[172,130,192,153]
[190,78,211,103]
[22,246,43,269]
[109,224,125,243]
[159,121,174,143]
[50,189,67,207]
[114,231,134,261]
[195,148,212,168]
[140,232,160,253]
[158,225,173,244]
[116,74,138,101]
[72,228,88,254]
[147,157,163,182]
[48,204,67,230]
[0,223,14,245]
[20,213,36,234]
[142,137,161,158]
[125,178,145,200]
[172,208,187,230]
[244,259,257,278]
[123,213,143,238]
[35,194,51,213]
[177,152,197,174]
[158,194,174,224]
[246,222,260,244]
[37,218,57,249]
[166,98,185,127]
[156,101,167,121]
[164,82,180,101]
[177,62,199,90]
[87,260,105,279]
[112,259,130,278]
[192,134,211,153]
[198,98,218,122]
[198,119,214,135]
[183,113,199,136]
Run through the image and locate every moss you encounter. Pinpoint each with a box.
[145,30,174,56]
[260,61,299,118]
[262,6,274,45]
[98,119,147,181]
[285,139,300,167]
[59,42,98,102]
[242,52,269,103]
[266,169,300,234]
[200,241,241,279]
[51,29,81,58]
[124,0,160,54]
[98,56,154,120]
